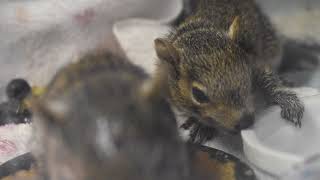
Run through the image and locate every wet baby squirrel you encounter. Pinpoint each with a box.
[152,0,304,143]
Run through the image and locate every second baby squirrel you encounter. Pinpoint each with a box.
[27,51,255,180]
[29,52,191,180]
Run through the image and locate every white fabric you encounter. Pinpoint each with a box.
[0,124,32,164]
[113,19,171,75]
[0,0,182,87]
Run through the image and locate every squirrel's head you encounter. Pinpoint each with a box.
[155,17,255,133]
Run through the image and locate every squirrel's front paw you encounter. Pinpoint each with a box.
[277,92,304,127]
[183,118,217,144]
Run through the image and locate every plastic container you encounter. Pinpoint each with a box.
[242,88,320,176]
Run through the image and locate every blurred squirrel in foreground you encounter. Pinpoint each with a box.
[3,52,246,180]
[153,0,304,143]
[31,52,193,180]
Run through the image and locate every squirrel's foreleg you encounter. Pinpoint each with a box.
[254,67,304,127]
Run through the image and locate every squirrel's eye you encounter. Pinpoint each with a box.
[192,87,210,104]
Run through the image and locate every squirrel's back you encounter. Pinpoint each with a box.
[45,52,148,98]
[174,0,282,68]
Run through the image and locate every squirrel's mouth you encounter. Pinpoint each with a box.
[201,117,239,135]
[180,110,240,134]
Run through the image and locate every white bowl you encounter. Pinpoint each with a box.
[242,88,320,176]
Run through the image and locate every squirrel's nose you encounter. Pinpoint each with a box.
[235,114,254,131]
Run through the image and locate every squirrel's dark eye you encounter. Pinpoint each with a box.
[192,87,210,104]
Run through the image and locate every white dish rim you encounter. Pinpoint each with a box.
[241,93,320,175]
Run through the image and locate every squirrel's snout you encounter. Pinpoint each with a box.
[235,113,254,131]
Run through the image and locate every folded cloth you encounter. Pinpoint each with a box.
[0,124,32,165]
[113,19,171,75]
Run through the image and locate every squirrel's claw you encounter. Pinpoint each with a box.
[187,120,217,144]
[280,97,304,128]
[180,117,197,130]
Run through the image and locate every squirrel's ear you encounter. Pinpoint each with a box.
[228,16,240,41]
[154,38,180,66]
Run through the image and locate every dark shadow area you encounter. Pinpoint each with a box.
[171,0,197,26]
[0,153,36,178]
[0,85,5,101]
[278,39,320,87]
[0,79,33,126]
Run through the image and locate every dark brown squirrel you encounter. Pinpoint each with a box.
[152,0,304,143]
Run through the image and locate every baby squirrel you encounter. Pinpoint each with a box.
[152,0,304,143]
[28,51,232,180]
